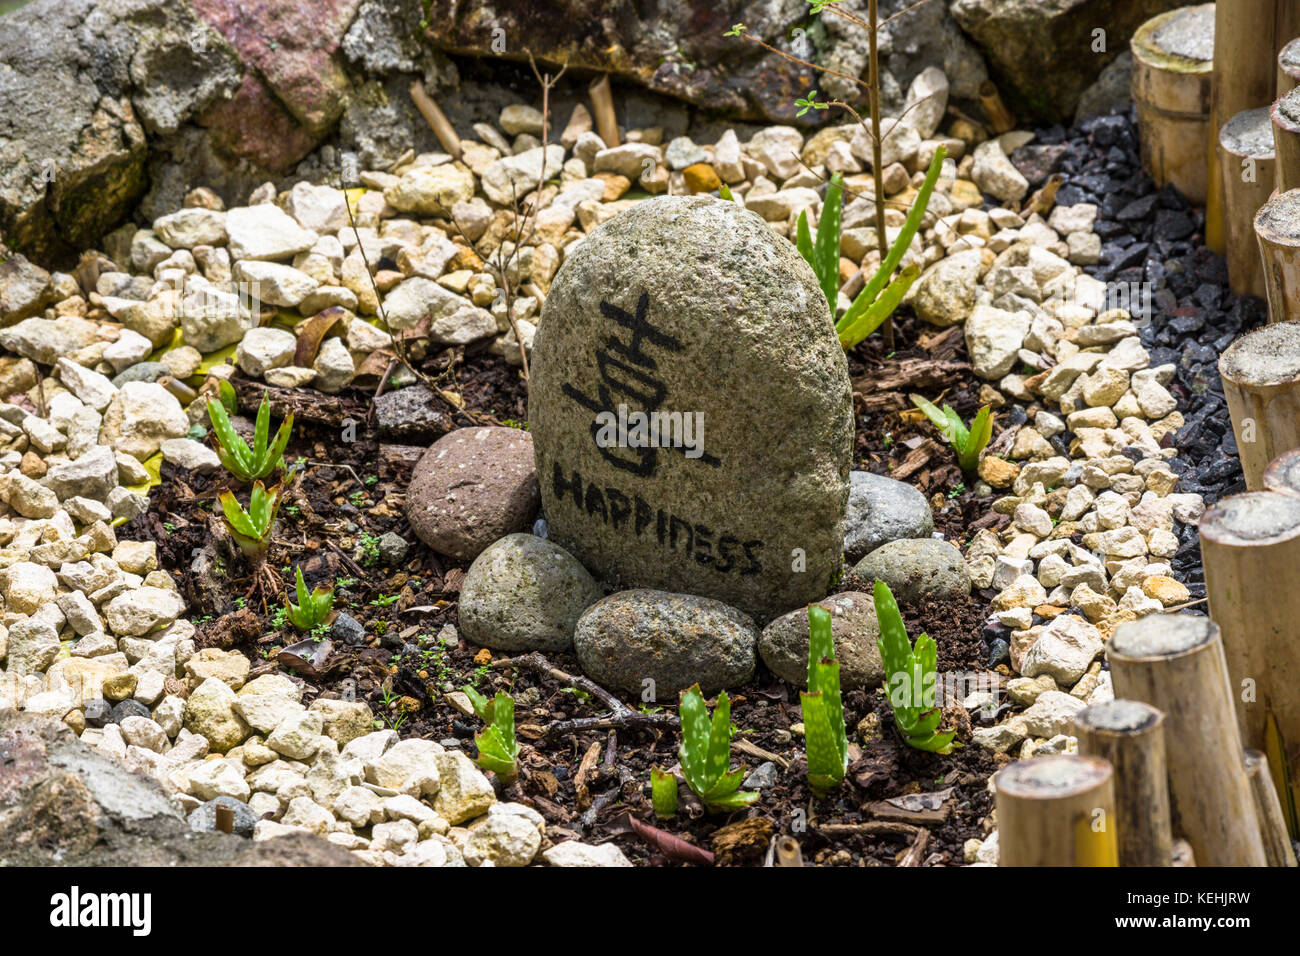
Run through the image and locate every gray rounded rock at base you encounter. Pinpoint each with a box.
[458,533,604,653]
[850,537,971,603]
[843,470,935,562]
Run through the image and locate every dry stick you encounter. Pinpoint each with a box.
[1280,38,1300,98]
[491,652,679,737]
[1273,88,1300,193]
[1218,108,1276,299]
[588,74,620,149]
[1107,613,1267,866]
[1209,0,1275,252]
[1131,5,1214,208]
[409,79,462,160]
[1244,748,1299,866]
[866,0,892,351]
[1255,191,1300,326]
[1199,488,1300,838]
[993,755,1117,867]
[1218,320,1300,488]
[978,81,1014,134]
[1073,700,1172,867]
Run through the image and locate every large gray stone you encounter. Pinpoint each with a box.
[843,471,934,563]
[851,538,971,603]
[458,533,604,653]
[574,589,757,697]
[530,196,852,622]
[758,591,884,690]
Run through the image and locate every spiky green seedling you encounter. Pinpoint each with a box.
[678,684,758,813]
[801,603,848,796]
[207,389,293,483]
[463,685,520,783]
[217,480,284,562]
[285,566,334,632]
[873,580,961,754]
[910,395,993,474]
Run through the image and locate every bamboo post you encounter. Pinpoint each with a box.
[994,755,1117,867]
[1263,447,1300,493]
[1219,320,1300,487]
[1199,489,1300,838]
[1107,614,1268,866]
[1245,748,1299,865]
[1209,1,1274,252]
[1276,0,1300,71]
[1281,38,1300,97]
[1132,5,1215,206]
[1073,700,1172,867]
[1256,192,1300,325]
[588,74,620,149]
[409,80,462,161]
[1275,88,1300,193]
[1220,108,1276,298]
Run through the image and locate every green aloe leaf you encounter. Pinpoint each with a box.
[253,392,270,468]
[836,263,919,349]
[959,406,993,473]
[796,209,815,267]
[463,685,491,722]
[705,691,734,790]
[814,173,843,310]
[678,684,710,791]
[650,767,679,819]
[217,491,256,538]
[207,398,252,479]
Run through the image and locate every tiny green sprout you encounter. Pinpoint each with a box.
[463,685,520,783]
[217,481,284,562]
[801,603,848,796]
[794,89,829,118]
[724,22,747,36]
[873,580,961,754]
[678,684,758,813]
[207,390,293,484]
[651,767,679,819]
[285,566,334,632]
[719,183,735,201]
[910,394,993,474]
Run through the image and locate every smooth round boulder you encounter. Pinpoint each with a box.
[530,195,852,622]
[574,589,757,697]
[458,533,603,652]
[851,538,971,603]
[406,426,539,562]
[758,590,884,690]
[843,471,934,562]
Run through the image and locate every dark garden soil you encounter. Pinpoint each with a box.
[115,307,1007,866]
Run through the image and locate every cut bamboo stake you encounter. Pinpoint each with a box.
[1220,108,1276,298]
[978,81,1014,134]
[773,836,804,867]
[1257,191,1300,324]
[1107,614,1268,866]
[1073,700,1172,867]
[994,755,1117,867]
[1219,320,1300,487]
[1199,489,1300,838]
[409,80,462,161]
[1275,0,1300,71]
[1132,4,1215,206]
[1263,446,1300,493]
[1245,748,1299,865]
[1281,38,1300,97]
[1209,1,1273,251]
[1276,88,1300,194]
[588,74,620,149]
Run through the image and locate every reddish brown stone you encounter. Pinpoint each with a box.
[406,426,540,562]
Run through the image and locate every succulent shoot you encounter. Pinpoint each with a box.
[678,684,758,812]
[801,603,848,796]
[463,685,520,783]
[207,389,293,483]
[873,580,961,754]
[650,767,679,819]
[285,566,334,632]
[909,394,993,474]
[217,481,284,562]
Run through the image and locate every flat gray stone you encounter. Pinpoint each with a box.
[843,471,934,563]
[574,589,757,697]
[851,538,971,603]
[529,195,853,622]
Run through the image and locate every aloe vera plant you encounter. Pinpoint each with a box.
[873,580,960,754]
[650,767,679,819]
[678,684,758,812]
[909,394,993,474]
[217,480,284,562]
[801,604,848,796]
[464,685,520,783]
[207,390,293,483]
[285,566,334,632]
